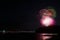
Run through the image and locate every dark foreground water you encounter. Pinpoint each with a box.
[1,33,35,40]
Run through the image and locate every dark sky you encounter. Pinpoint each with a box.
[0,0,60,31]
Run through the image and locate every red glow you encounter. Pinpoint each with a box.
[39,9,53,17]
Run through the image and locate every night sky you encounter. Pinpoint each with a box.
[0,0,60,31]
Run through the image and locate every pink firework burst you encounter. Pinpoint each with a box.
[40,17,55,27]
